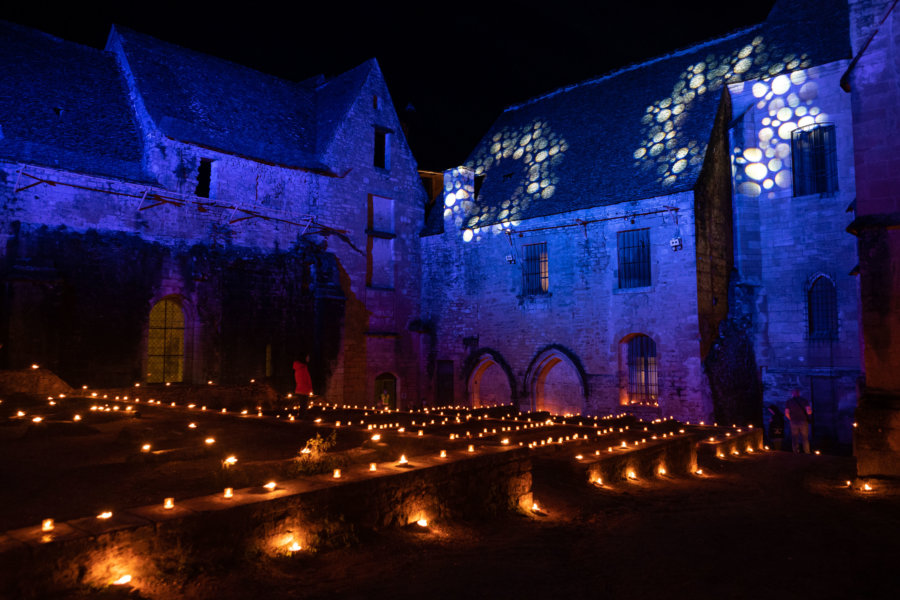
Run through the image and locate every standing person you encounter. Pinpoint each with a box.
[784,389,812,453]
[766,404,785,451]
[293,357,312,397]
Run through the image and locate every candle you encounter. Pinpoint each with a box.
[333,469,341,478]
[41,519,54,532]
[163,498,174,509]
[224,487,233,498]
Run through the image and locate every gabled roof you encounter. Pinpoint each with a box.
[315,59,377,158]
[111,26,328,170]
[0,21,149,182]
[452,0,850,232]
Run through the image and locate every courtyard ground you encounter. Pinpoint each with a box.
[62,449,900,599]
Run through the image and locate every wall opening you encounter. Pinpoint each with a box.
[469,357,512,407]
[375,372,397,409]
[435,360,454,406]
[530,350,583,415]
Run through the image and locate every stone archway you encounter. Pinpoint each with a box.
[529,349,585,415]
[469,356,513,407]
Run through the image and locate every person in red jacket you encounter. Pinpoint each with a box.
[293,357,312,397]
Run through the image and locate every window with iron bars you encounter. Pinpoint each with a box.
[792,123,837,196]
[618,229,651,288]
[522,242,548,295]
[627,334,658,404]
[808,276,838,340]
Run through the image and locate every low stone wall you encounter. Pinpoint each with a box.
[538,432,700,486]
[98,382,283,411]
[0,368,73,397]
[855,392,900,478]
[0,447,531,598]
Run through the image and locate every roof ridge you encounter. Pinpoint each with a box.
[112,24,315,89]
[504,23,763,113]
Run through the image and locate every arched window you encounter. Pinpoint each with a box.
[808,276,837,340]
[147,298,184,383]
[627,335,658,404]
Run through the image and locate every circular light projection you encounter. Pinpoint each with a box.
[771,74,791,95]
[462,119,568,241]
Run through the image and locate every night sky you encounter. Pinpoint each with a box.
[6,1,776,170]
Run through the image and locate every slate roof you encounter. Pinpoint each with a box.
[440,0,850,234]
[111,26,374,171]
[0,21,150,182]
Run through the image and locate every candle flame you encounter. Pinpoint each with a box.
[163,498,174,509]
[333,469,341,478]
[417,519,428,527]
[370,463,377,471]
[205,437,215,445]
[224,455,237,465]
[97,511,113,519]
[224,487,233,498]
[264,481,277,491]
[41,519,54,532]
[112,575,132,585]
[440,450,447,458]
[398,454,408,465]
[288,542,302,552]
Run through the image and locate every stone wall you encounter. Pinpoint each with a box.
[847,0,900,476]
[0,447,531,598]
[422,166,713,423]
[729,59,861,447]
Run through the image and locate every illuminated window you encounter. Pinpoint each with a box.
[627,335,658,404]
[618,229,650,288]
[522,242,548,295]
[792,124,837,196]
[374,128,391,170]
[808,276,837,340]
[195,158,213,198]
[147,299,184,383]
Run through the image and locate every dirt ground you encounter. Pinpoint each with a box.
[67,449,900,600]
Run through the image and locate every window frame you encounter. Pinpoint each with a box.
[522,241,549,296]
[627,334,658,405]
[808,275,838,341]
[617,228,651,289]
[791,123,838,197]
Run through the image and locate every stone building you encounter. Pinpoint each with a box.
[421,0,861,446]
[844,0,900,475]
[0,22,427,406]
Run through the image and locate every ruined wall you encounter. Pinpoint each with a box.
[729,60,860,447]
[847,0,900,475]
[0,49,425,404]
[0,219,339,389]
[422,167,712,423]
[313,66,427,408]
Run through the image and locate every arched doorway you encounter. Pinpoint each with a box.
[469,357,512,407]
[147,298,184,383]
[529,349,584,415]
[375,372,397,409]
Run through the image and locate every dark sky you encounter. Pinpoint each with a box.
[7,1,776,171]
